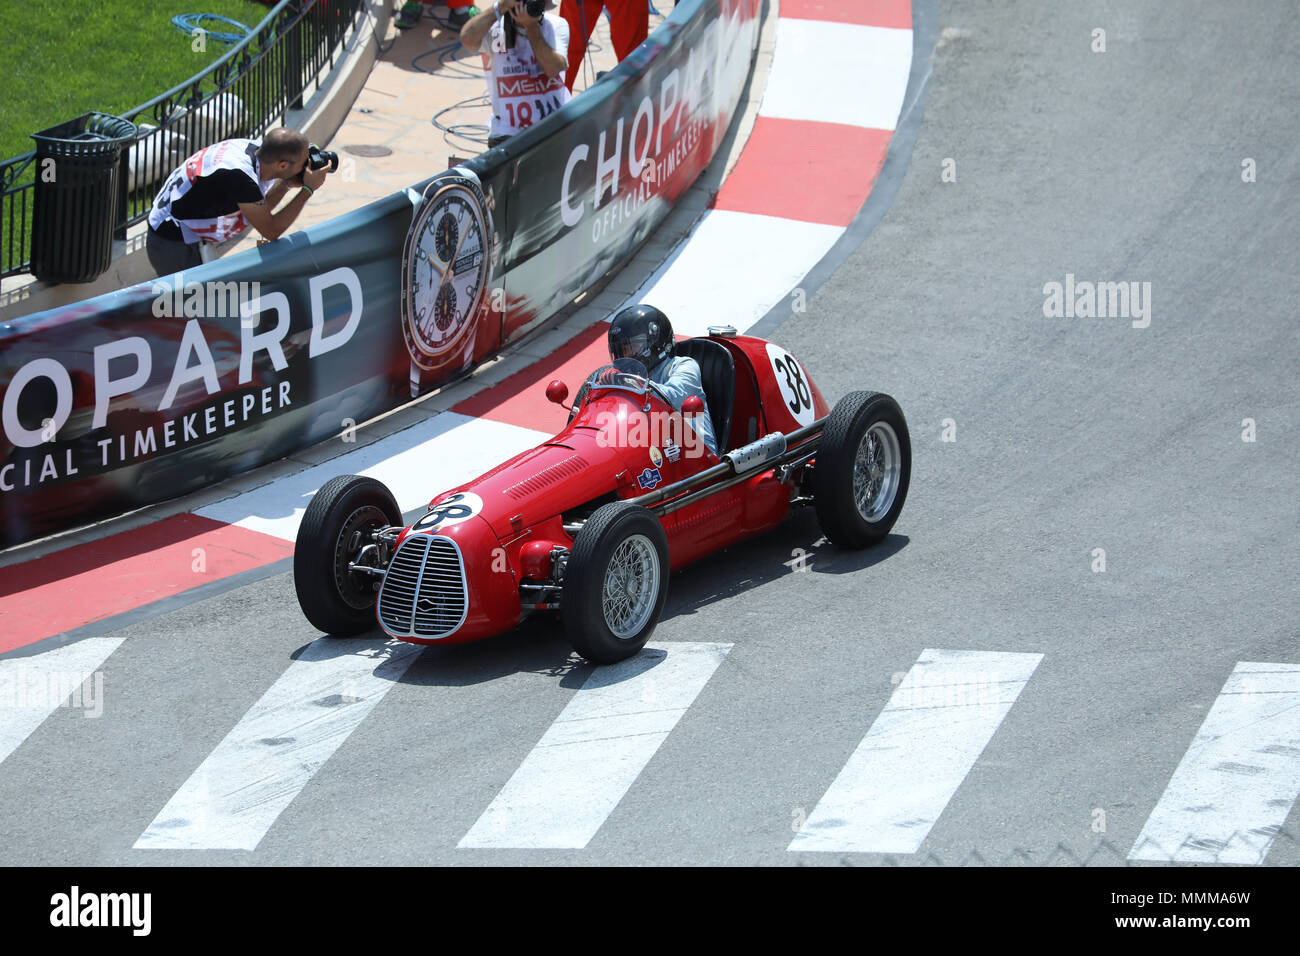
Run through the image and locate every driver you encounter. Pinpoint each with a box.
[607,304,718,458]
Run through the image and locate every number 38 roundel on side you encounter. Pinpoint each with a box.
[764,342,820,428]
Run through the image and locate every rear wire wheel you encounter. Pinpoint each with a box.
[813,391,911,548]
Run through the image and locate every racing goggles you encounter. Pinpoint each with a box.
[612,333,648,361]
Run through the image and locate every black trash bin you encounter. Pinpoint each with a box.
[29,112,138,284]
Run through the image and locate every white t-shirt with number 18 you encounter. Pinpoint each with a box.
[480,12,571,139]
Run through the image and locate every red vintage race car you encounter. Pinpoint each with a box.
[293,327,911,663]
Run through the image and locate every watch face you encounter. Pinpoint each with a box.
[434,211,458,261]
[434,284,456,331]
[402,179,491,370]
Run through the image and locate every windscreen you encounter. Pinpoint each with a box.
[575,358,650,408]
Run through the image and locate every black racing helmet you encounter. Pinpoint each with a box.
[608,304,674,370]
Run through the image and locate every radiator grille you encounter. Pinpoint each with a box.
[377,534,467,638]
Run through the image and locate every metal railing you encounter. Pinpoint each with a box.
[1,0,366,279]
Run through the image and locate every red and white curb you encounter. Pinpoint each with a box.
[636,0,913,335]
[0,0,914,655]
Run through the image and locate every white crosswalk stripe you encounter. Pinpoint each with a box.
[20,637,1296,864]
[459,641,731,849]
[0,639,123,767]
[1129,662,1300,865]
[135,638,421,851]
[790,648,1043,854]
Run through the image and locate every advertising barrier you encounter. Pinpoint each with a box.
[0,0,761,548]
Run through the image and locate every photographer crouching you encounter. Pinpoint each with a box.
[145,128,337,277]
[460,0,571,149]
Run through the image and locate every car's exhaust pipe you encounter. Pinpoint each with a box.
[633,418,826,517]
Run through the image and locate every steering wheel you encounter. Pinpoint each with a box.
[567,367,667,423]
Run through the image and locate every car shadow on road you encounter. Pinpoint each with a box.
[661,506,910,622]
[294,613,594,690]
[305,509,908,690]
[395,616,600,689]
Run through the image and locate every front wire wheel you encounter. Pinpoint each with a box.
[331,504,391,612]
[294,475,402,635]
[563,502,670,664]
[600,534,661,639]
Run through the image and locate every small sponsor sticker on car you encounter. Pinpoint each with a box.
[649,446,664,468]
[637,467,662,490]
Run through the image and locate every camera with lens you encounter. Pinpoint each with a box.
[503,0,548,47]
[307,144,339,174]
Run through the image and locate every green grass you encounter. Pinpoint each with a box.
[0,0,273,162]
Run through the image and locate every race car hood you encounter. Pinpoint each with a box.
[428,424,639,541]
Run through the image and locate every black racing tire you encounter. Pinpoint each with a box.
[563,501,670,664]
[813,391,911,549]
[294,474,401,636]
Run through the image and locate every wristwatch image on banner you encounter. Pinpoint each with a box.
[400,170,501,395]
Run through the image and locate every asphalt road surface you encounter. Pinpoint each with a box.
[1,0,1296,866]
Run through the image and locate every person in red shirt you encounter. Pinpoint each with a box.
[559,0,649,92]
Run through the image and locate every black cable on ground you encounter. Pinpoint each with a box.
[401,2,617,150]
[432,95,492,151]
[414,8,492,148]
[372,3,399,54]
